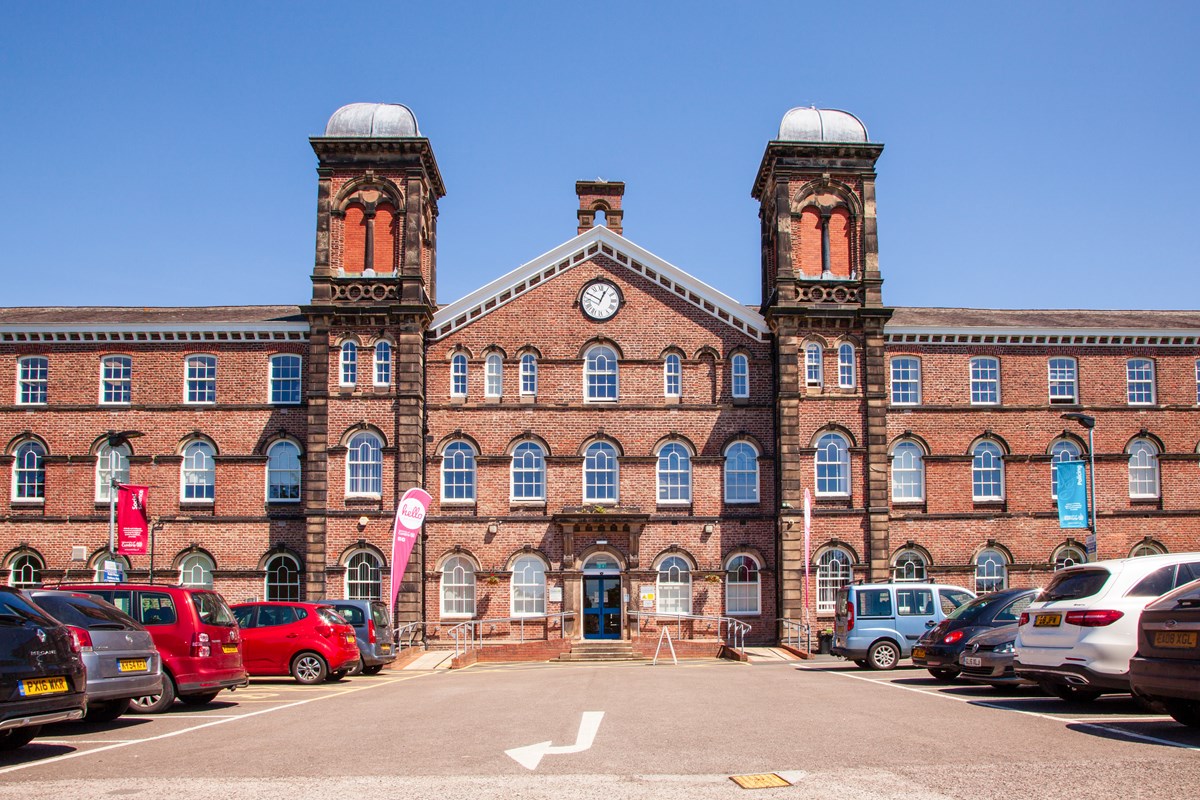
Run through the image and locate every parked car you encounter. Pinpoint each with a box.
[27,589,162,722]
[957,626,1028,688]
[1015,553,1200,702]
[913,588,1038,682]
[1129,577,1200,727]
[232,602,359,684]
[833,582,976,670]
[324,599,396,675]
[0,587,86,750]
[66,583,247,713]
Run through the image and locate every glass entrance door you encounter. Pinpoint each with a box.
[583,576,621,639]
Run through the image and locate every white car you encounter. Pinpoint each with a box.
[1014,552,1200,702]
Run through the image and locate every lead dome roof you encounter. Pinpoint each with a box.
[778,107,868,143]
[324,103,420,137]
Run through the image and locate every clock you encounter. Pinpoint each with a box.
[581,280,621,320]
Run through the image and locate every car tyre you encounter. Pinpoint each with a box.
[928,668,959,683]
[1039,680,1101,703]
[1161,698,1200,728]
[346,657,365,677]
[867,640,900,671]
[0,725,41,751]
[362,664,384,675]
[178,691,221,706]
[291,652,328,685]
[129,674,176,714]
[85,698,130,722]
[328,669,348,682]
[853,659,870,669]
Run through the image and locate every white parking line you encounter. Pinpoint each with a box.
[801,666,1200,751]
[0,674,428,775]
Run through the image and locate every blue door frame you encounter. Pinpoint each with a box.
[583,576,621,639]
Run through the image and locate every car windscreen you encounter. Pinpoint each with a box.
[370,603,390,629]
[1041,568,1111,601]
[333,605,365,625]
[317,607,346,625]
[191,591,236,627]
[33,595,139,630]
[0,591,56,626]
[946,593,1009,623]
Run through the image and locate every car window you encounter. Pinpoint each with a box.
[317,607,345,625]
[1042,568,1111,601]
[836,590,849,617]
[258,605,297,626]
[192,591,236,627]
[0,591,56,625]
[994,594,1034,623]
[896,588,933,616]
[939,589,974,614]
[1174,562,1200,589]
[85,589,133,616]
[946,594,997,622]
[370,603,390,628]
[34,595,138,629]
[1128,565,1177,598]
[139,592,178,625]
[334,605,364,625]
[233,606,256,628]
[858,589,893,617]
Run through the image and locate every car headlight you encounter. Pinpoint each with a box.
[994,641,1015,655]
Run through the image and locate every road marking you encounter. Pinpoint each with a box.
[505,711,604,770]
[802,666,1200,751]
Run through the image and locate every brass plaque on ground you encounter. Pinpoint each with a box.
[729,773,792,789]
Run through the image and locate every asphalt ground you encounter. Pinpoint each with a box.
[1,655,1198,799]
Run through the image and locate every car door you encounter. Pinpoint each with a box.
[233,606,266,671]
[253,605,301,673]
[895,587,936,646]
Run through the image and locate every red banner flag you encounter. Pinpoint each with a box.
[117,484,150,556]
[390,487,432,612]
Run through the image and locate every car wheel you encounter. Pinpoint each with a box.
[85,699,130,722]
[1039,680,1101,703]
[928,668,959,683]
[178,691,221,706]
[291,652,328,685]
[346,657,365,677]
[362,664,384,675]
[853,659,870,669]
[867,641,900,670]
[129,674,176,714]
[1161,698,1200,728]
[328,670,348,682]
[0,726,40,751]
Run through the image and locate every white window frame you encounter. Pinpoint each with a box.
[12,440,46,503]
[971,440,1005,501]
[16,357,48,405]
[95,442,131,503]
[510,555,547,617]
[731,353,749,399]
[584,345,619,402]
[804,343,823,387]
[838,343,855,389]
[656,442,692,504]
[441,441,477,503]
[1126,358,1155,405]
[373,341,392,387]
[264,553,301,601]
[485,354,503,398]
[890,441,925,503]
[975,549,1008,593]
[440,555,476,618]
[1048,357,1077,404]
[663,353,681,398]
[583,441,619,504]
[266,440,302,503]
[656,556,691,615]
[724,554,761,616]
[1127,438,1160,499]
[890,357,921,405]
[520,354,538,396]
[269,354,302,405]
[1053,544,1087,571]
[100,355,132,405]
[346,432,383,497]
[814,433,850,497]
[339,342,358,387]
[451,353,468,398]
[184,354,217,404]
[179,552,215,588]
[816,548,853,614]
[181,440,215,503]
[8,553,43,588]
[344,550,383,600]
[892,549,927,582]
[969,356,1000,405]
[723,441,760,504]
[510,442,546,502]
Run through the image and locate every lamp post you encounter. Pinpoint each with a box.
[104,430,143,562]
[1061,413,1097,560]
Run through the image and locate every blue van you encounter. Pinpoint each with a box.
[832,583,975,669]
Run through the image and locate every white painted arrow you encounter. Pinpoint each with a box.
[505,711,604,770]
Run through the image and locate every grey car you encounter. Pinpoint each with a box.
[29,589,163,722]
[957,625,1029,688]
[325,600,395,675]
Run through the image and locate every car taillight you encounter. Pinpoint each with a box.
[68,626,92,652]
[192,632,211,658]
[1019,612,1030,626]
[316,625,333,638]
[847,601,855,632]
[943,630,964,645]
[1065,609,1124,627]
[368,619,376,644]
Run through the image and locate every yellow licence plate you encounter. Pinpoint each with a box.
[379,645,391,654]
[912,647,926,659]
[118,659,148,673]
[1154,630,1198,649]
[19,676,69,697]
[222,644,239,654]
[1034,613,1062,627]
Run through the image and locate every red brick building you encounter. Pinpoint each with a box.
[2,103,1198,648]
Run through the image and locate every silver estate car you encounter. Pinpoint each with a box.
[29,589,163,722]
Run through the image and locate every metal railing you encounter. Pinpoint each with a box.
[778,618,811,653]
[394,621,440,652]
[445,611,577,658]
[628,611,751,654]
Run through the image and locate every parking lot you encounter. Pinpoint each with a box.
[2,656,1199,799]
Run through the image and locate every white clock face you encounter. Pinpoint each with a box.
[581,281,620,320]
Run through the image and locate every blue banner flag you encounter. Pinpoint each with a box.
[1056,461,1089,529]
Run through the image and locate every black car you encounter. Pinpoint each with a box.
[0,587,87,749]
[913,588,1038,682]
[1129,577,1200,727]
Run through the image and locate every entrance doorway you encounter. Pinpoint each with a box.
[582,575,621,639]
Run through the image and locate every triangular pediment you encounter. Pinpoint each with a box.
[429,226,768,342]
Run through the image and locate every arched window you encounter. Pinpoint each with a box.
[893,549,927,582]
[185,354,217,404]
[656,442,691,504]
[340,342,358,386]
[815,433,849,496]
[838,343,856,389]
[663,353,681,398]
[1131,541,1166,557]
[1128,438,1160,498]
[725,554,760,615]
[510,442,545,501]
[270,354,302,405]
[1050,440,1082,499]
[13,440,46,502]
[92,553,130,582]
[17,356,48,405]
[451,353,468,397]
[975,549,1007,593]
[346,432,383,496]
[374,341,392,386]
[179,552,215,588]
[971,441,1004,501]
[267,440,302,502]
[731,354,749,398]
[181,441,215,502]
[441,555,476,617]
[583,442,619,503]
[890,441,924,503]
[584,345,618,401]
[101,355,132,405]
[520,354,538,396]
[723,442,759,503]
[1053,544,1087,571]
[970,356,1000,405]
[510,556,546,616]
[265,553,301,601]
[816,548,853,614]
[485,353,503,397]
[95,441,131,502]
[345,550,383,600]
[441,441,477,502]
[656,556,691,615]
[805,343,823,387]
[1127,358,1155,405]
[7,553,42,588]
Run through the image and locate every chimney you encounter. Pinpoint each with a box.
[576,180,624,235]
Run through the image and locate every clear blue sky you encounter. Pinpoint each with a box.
[2,3,1197,312]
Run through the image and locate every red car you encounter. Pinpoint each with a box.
[231,602,360,684]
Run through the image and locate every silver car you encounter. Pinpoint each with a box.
[29,589,162,722]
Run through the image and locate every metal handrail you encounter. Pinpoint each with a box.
[777,618,811,653]
[394,621,439,652]
[628,611,751,654]
[446,611,577,658]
